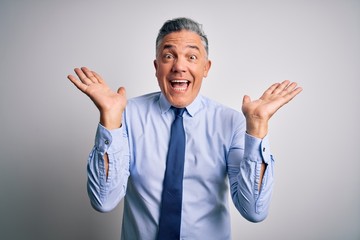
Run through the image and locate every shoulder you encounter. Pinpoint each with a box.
[201,95,243,119]
[197,95,246,136]
[195,95,245,131]
[128,92,161,106]
[123,92,162,118]
[125,92,162,112]
[123,92,162,126]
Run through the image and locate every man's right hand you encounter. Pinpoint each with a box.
[67,67,127,129]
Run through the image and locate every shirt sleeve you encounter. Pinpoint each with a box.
[87,123,130,212]
[227,133,275,223]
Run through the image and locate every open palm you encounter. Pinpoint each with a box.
[242,80,302,138]
[68,67,127,129]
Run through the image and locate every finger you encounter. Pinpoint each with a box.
[81,67,100,84]
[272,80,290,95]
[242,95,251,105]
[92,71,105,84]
[74,67,93,85]
[117,86,126,97]
[287,86,303,100]
[67,74,88,92]
[276,81,297,97]
[262,83,280,98]
[282,86,303,104]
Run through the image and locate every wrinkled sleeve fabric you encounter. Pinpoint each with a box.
[228,133,274,223]
[87,123,130,212]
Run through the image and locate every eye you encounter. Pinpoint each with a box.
[189,55,197,60]
[163,53,174,59]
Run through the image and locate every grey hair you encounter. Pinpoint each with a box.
[156,17,209,56]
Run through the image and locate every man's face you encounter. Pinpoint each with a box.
[154,30,211,108]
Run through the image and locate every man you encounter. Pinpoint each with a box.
[68,17,302,239]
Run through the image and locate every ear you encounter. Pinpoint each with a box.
[153,59,158,70]
[203,59,212,78]
[153,59,158,77]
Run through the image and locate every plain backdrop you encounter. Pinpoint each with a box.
[0,0,359,239]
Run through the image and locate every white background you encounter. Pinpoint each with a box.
[0,0,359,239]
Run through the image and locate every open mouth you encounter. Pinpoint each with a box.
[170,80,190,92]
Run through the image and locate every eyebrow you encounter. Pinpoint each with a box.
[163,44,200,52]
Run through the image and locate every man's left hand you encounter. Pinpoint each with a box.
[242,80,303,139]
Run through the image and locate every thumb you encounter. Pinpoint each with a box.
[117,86,126,97]
[242,95,251,105]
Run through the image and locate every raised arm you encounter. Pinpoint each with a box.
[231,80,302,222]
[242,80,302,188]
[68,67,128,178]
[242,80,302,189]
[67,67,130,211]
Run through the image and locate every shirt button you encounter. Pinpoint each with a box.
[105,140,110,145]
[263,147,266,152]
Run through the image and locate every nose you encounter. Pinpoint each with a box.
[171,57,187,73]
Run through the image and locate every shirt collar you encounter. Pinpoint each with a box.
[159,92,203,117]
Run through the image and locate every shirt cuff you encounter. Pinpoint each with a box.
[95,123,124,154]
[244,133,272,164]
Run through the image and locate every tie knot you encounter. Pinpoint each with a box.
[173,107,185,117]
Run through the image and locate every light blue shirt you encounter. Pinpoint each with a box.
[87,92,274,240]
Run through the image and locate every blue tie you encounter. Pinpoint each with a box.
[157,107,186,240]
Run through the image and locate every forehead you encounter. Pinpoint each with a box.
[160,30,204,51]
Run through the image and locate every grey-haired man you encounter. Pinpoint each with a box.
[68,17,302,239]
